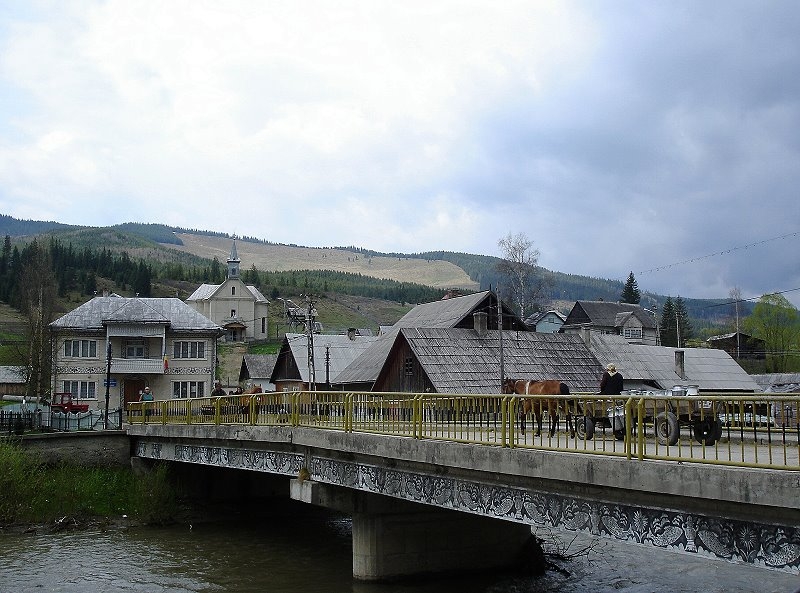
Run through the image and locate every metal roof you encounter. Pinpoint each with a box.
[396,328,602,393]
[278,332,380,384]
[50,296,222,333]
[585,333,759,392]
[186,281,268,303]
[751,373,800,392]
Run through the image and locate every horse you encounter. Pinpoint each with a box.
[502,378,575,438]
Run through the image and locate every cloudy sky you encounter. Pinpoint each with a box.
[1,1,799,306]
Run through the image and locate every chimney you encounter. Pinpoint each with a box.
[580,327,591,346]
[347,328,357,341]
[675,350,686,379]
[473,312,488,337]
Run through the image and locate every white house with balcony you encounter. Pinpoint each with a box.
[50,294,223,411]
[186,239,270,342]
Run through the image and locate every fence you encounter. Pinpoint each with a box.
[0,407,124,434]
[126,390,800,470]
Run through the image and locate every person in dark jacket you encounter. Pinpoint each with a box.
[600,363,624,395]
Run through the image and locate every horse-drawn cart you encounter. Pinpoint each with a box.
[575,386,723,446]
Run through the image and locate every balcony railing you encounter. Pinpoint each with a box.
[112,358,165,374]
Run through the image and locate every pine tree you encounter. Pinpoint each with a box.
[674,296,693,347]
[660,297,677,347]
[621,271,641,304]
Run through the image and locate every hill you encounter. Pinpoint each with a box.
[0,215,746,332]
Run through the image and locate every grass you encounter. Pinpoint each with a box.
[0,441,177,525]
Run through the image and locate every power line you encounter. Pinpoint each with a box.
[703,286,800,309]
[638,231,800,275]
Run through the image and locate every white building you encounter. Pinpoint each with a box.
[186,239,270,342]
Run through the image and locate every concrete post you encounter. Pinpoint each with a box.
[291,479,532,581]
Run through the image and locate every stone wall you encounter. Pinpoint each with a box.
[7,431,131,468]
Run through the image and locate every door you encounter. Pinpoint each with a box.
[124,379,146,407]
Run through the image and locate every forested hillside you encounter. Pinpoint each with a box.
[0,215,745,334]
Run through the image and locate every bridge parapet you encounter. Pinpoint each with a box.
[128,423,800,574]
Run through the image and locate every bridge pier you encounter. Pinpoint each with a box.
[291,478,533,581]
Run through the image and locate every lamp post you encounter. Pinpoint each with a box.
[103,341,112,429]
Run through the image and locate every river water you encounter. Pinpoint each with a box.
[1,501,797,593]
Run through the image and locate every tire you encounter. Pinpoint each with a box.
[576,416,595,440]
[655,411,680,446]
[693,419,721,445]
[613,428,625,441]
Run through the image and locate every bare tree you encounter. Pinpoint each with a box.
[496,232,551,320]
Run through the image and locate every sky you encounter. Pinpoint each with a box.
[1,1,799,307]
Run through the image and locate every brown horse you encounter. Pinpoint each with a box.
[502,378,574,438]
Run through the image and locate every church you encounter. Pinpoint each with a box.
[186,239,270,342]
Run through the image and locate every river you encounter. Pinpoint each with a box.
[0,501,797,593]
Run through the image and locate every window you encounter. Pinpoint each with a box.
[125,339,146,358]
[230,309,236,318]
[64,339,97,358]
[231,286,236,296]
[404,357,414,376]
[63,380,96,400]
[261,317,266,333]
[173,341,206,359]
[623,327,643,339]
[172,381,205,399]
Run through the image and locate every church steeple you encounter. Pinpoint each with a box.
[227,237,240,279]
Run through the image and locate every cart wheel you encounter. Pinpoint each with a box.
[575,416,595,440]
[693,419,723,445]
[655,411,679,446]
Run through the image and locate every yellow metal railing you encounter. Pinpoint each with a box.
[126,391,800,470]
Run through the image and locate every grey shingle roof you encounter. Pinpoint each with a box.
[0,366,25,384]
[564,301,657,329]
[50,296,222,332]
[240,354,279,380]
[336,291,523,385]
[751,373,800,392]
[585,333,759,392]
[186,282,268,303]
[397,328,602,393]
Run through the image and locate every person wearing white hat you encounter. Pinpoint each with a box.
[600,363,624,395]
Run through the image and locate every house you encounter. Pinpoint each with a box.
[372,312,602,394]
[270,329,380,392]
[0,365,26,397]
[239,354,279,392]
[524,310,566,333]
[707,332,766,360]
[561,301,659,345]
[50,295,223,410]
[186,239,270,342]
[580,331,760,393]
[334,291,526,391]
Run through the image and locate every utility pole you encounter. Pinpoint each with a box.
[306,295,316,391]
[498,291,505,393]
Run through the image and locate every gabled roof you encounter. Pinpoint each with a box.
[50,296,222,332]
[272,332,380,384]
[186,280,268,303]
[751,373,800,392]
[563,301,657,330]
[524,310,566,326]
[0,366,25,384]
[584,333,759,391]
[240,354,279,381]
[377,328,601,393]
[335,291,525,385]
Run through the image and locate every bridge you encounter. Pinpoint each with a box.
[127,390,800,581]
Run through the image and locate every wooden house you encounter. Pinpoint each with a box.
[561,301,659,345]
[707,332,766,360]
[334,291,526,391]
